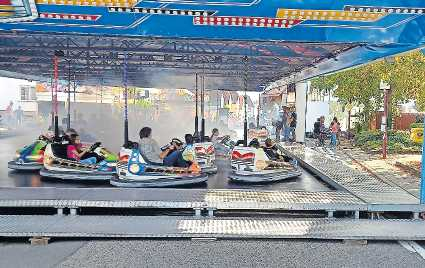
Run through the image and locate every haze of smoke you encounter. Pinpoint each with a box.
[148,72,240,91]
[25,100,220,153]
[7,71,239,152]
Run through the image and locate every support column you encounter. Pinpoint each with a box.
[53,55,59,138]
[420,115,425,204]
[194,73,199,136]
[295,82,308,143]
[201,74,205,141]
[243,56,249,147]
[123,53,129,146]
[73,72,77,122]
[67,60,71,130]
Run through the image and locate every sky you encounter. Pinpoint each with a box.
[0,77,31,110]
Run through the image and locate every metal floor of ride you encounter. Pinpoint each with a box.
[1,133,329,191]
[282,144,423,212]
[2,132,333,190]
[4,160,329,191]
[1,136,424,240]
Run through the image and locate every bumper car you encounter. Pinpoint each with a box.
[194,142,218,174]
[0,125,15,138]
[248,128,269,142]
[8,137,48,171]
[111,145,208,188]
[228,144,301,183]
[40,142,117,181]
[214,135,236,158]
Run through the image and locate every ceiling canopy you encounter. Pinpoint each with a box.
[0,0,423,90]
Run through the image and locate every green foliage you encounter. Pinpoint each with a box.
[135,99,152,109]
[311,51,425,128]
[354,130,422,153]
[411,123,424,129]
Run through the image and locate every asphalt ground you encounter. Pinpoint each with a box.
[0,239,424,268]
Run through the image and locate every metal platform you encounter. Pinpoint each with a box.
[0,215,424,240]
[0,187,365,214]
[282,145,423,213]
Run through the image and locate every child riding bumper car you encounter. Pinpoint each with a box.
[111,142,208,188]
[40,140,117,181]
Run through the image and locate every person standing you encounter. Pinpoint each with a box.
[330,117,339,149]
[282,106,290,142]
[288,106,297,142]
[313,117,321,139]
[15,106,24,126]
[274,107,283,141]
[5,101,13,125]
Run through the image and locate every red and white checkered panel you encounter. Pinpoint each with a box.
[193,16,303,28]
[39,13,100,21]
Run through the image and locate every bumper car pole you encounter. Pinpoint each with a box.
[243,56,249,147]
[50,77,54,129]
[53,51,61,139]
[67,59,71,130]
[201,66,206,142]
[195,73,199,136]
[73,71,77,121]
[123,52,129,145]
[257,93,261,128]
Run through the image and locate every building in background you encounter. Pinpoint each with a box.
[18,84,38,121]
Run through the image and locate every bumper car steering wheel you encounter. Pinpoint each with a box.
[89,142,102,152]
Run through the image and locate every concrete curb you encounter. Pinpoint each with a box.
[395,161,421,178]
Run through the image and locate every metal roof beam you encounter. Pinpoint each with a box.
[0,35,323,59]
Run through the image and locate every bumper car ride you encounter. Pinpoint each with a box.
[40,143,117,181]
[228,146,301,183]
[111,149,208,188]
[194,142,218,174]
[248,129,269,142]
[214,135,235,158]
[8,160,43,170]
[8,139,47,171]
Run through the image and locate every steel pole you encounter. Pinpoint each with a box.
[243,56,248,147]
[73,72,76,121]
[421,116,425,204]
[382,88,388,159]
[201,73,205,141]
[195,73,199,136]
[50,77,54,129]
[123,53,129,146]
[67,60,71,130]
[216,89,219,122]
[257,93,260,128]
[53,55,59,138]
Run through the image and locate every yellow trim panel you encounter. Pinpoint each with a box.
[276,8,386,22]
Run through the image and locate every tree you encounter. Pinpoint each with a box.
[310,51,425,131]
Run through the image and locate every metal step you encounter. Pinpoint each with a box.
[0,215,424,240]
[0,187,365,213]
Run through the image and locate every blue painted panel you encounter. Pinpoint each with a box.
[0,0,423,46]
